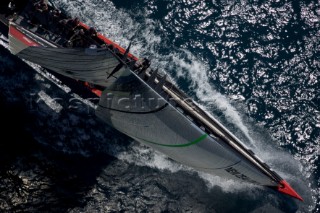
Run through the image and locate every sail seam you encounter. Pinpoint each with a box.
[137,134,208,147]
[98,103,168,114]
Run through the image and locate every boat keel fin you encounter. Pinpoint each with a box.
[277,180,303,201]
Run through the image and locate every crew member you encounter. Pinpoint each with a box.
[142,58,151,69]
[50,9,61,21]
[67,17,81,31]
[30,0,50,27]
[84,27,98,46]
[86,27,97,38]
[35,0,48,13]
[5,0,16,18]
[134,58,151,73]
[67,28,85,47]
[48,9,61,30]
[65,17,81,39]
[57,18,68,34]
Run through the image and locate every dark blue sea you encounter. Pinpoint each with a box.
[0,0,319,212]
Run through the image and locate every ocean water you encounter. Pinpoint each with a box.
[0,0,319,212]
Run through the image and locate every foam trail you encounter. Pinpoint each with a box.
[198,172,255,193]
[116,143,185,173]
[168,50,258,149]
[116,141,252,193]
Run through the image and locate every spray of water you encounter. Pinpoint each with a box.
[115,141,254,193]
